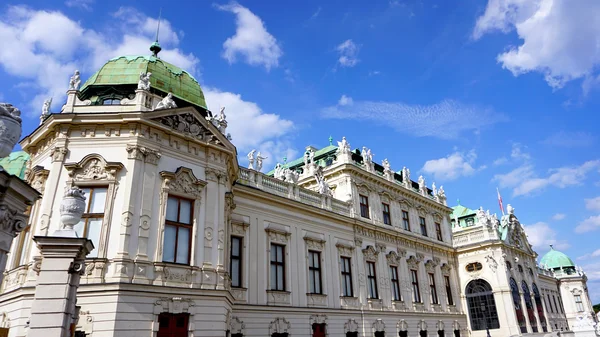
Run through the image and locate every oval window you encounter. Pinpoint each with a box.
[466,262,483,272]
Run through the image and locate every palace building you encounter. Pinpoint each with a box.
[0,44,597,337]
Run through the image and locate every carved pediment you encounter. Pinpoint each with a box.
[64,154,123,181]
[160,167,207,199]
[269,318,291,334]
[386,251,400,265]
[25,165,49,193]
[362,245,378,261]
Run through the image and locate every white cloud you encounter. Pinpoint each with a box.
[510,142,530,161]
[473,0,600,89]
[322,99,507,139]
[0,6,197,115]
[310,7,322,19]
[216,2,282,71]
[576,249,600,261]
[338,95,353,106]
[585,196,600,211]
[542,131,595,148]
[493,160,600,196]
[523,222,570,252]
[369,70,381,76]
[65,0,94,11]
[493,157,508,166]
[421,150,481,181]
[551,213,566,221]
[575,215,600,234]
[336,39,360,68]
[203,88,295,169]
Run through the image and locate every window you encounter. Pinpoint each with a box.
[574,295,584,312]
[466,262,483,272]
[341,257,353,297]
[558,296,565,313]
[533,284,547,333]
[506,261,512,270]
[359,195,370,218]
[14,224,31,266]
[230,236,242,288]
[163,195,193,264]
[518,265,524,273]
[366,261,378,299]
[429,273,439,305]
[382,203,391,225]
[435,222,443,241]
[445,275,454,306]
[346,333,358,337]
[399,332,408,337]
[522,282,538,332]
[374,332,385,337]
[402,210,410,230]
[390,266,401,301]
[74,186,107,258]
[510,278,526,333]
[312,323,326,337]
[552,295,559,314]
[419,217,428,236]
[548,294,554,313]
[270,244,286,291]
[411,269,421,303]
[466,279,500,331]
[103,98,121,105]
[308,251,322,294]
[157,313,189,337]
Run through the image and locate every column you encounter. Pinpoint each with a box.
[28,236,93,337]
[116,145,145,258]
[0,170,40,283]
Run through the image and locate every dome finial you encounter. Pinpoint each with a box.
[549,244,554,249]
[150,8,163,57]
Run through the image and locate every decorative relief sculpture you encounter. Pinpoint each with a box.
[284,168,299,184]
[344,319,359,333]
[269,317,291,335]
[154,113,212,140]
[155,93,177,110]
[485,255,498,273]
[310,314,327,325]
[65,154,123,183]
[362,245,378,261]
[58,187,86,234]
[69,70,81,91]
[0,103,22,162]
[373,319,385,332]
[137,72,152,91]
[160,167,206,199]
[386,251,400,265]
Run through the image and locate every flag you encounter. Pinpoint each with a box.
[497,187,505,215]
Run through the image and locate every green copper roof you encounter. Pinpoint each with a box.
[540,246,575,270]
[80,55,206,109]
[266,145,339,175]
[0,151,29,179]
[451,204,477,218]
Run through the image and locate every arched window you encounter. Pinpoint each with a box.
[465,280,500,331]
[510,278,527,333]
[532,283,547,332]
[522,282,538,332]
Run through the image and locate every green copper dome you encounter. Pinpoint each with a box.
[80,55,206,110]
[540,246,575,270]
[0,151,29,179]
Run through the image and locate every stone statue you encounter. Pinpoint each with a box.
[507,204,515,215]
[304,150,310,167]
[432,182,437,196]
[337,136,351,153]
[138,72,152,90]
[382,159,391,172]
[418,175,425,191]
[367,149,373,163]
[247,150,256,170]
[256,152,267,172]
[0,103,22,161]
[40,98,52,123]
[361,147,368,161]
[216,107,228,134]
[285,168,299,184]
[453,213,459,228]
[155,92,177,110]
[308,149,315,165]
[438,185,445,198]
[314,166,332,196]
[402,166,411,185]
[476,207,487,226]
[274,163,284,179]
[69,70,81,91]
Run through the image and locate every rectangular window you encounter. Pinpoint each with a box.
[340,257,353,297]
[74,186,107,258]
[419,217,428,236]
[270,244,286,291]
[548,294,554,313]
[359,195,370,218]
[367,261,378,299]
[574,295,584,312]
[435,222,443,241]
[429,273,439,304]
[308,251,322,294]
[553,295,559,314]
[382,203,391,225]
[163,195,193,264]
[230,236,242,288]
[390,266,401,301]
[411,269,421,303]
[445,275,454,306]
[402,210,410,231]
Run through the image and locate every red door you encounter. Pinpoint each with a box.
[157,313,189,337]
[312,323,326,337]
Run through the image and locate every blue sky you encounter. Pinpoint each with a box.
[1,0,599,301]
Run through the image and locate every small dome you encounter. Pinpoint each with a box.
[540,245,575,270]
[79,55,206,110]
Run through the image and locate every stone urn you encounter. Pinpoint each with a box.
[0,103,22,159]
[59,187,86,232]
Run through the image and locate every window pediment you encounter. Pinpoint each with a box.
[362,245,378,261]
[64,154,123,182]
[160,167,206,199]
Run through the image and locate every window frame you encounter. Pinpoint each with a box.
[445,275,454,306]
[76,186,109,258]
[429,272,439,305]
[359,194,370,219]
[230,236,243,288]
[308,250,323,294]
[382,203,391,225]
[390,265,402,301]
[163,195,194,265]
[574,294,584,312]
[435,222,443,241]
[340,256,354,297]
[270,243,286,291]
[419,216,428,236]
[366,261,379,299]
[411,269,422,303]
[402,210,410,231]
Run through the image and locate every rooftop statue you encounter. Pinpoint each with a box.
[256,152,267,172]
[284,168,299,184]
[402,166,410,185]
[337,137,351,154]
[247,150,256,170]
[0,103,22,161]
[40,98,52,123]
[138,72,152,91]
[418,175,425,191]
[476,207,487,225]
[314,166,333,196]
[499,203,515,241]
[69,70,81,91]
[382,158,391,172]
[155,92,177,110]
[431,182,437,196]
[274,163,284,180]
[438,185,445,198]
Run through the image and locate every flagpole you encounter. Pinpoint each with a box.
[497,187,505,216]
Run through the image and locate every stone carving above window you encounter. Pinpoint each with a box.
[407,255,422,269]
[265,223,291,244]
[425,258,439,272]
[25,165,49,194]
[397,319,408,331]
[440,263,452,275]
[153,113,212,140]
[160,166,206,199]
[344,319,359,333]
[386,251,401,265]
[229,316,245,335]
[362,245,378,261]
[336,241,354,257]
[373,319,385,332]
[310,314,327,325]
[64,154,123,182]
[154,297,195,314]
[269,317,291,335]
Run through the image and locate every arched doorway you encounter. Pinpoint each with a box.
[510,278,527,333]
[465,279,500,331]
